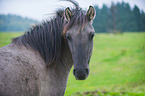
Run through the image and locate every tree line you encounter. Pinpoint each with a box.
[0,2,145,32]
[93,2,145,33]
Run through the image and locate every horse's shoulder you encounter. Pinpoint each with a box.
[0,44,41,95]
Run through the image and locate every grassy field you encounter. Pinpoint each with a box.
[0,32,145,96]
[0,32,23,47]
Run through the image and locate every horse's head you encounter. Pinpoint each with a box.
[63,6,95,80]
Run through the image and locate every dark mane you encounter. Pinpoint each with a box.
[12,1,89,65]
[12,11,65,64]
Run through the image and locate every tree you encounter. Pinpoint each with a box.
[133,5,142,31]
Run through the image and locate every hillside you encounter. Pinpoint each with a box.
[0,14,38,32]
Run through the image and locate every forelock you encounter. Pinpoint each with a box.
[63,9,89,35]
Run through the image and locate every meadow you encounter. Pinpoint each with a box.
[0,32,145,96]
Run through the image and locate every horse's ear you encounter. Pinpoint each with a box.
[65,7,73,21]
[87,6,96,21]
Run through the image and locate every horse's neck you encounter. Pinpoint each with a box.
[40,41,73,95]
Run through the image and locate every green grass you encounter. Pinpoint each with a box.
[0,32,23,47]
[65,32,145,96]
[0,32,145,96]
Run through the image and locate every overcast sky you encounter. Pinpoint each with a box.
[0,0,145,21]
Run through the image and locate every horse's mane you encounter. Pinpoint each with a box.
[12,0,89,65]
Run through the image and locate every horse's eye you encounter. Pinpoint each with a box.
[89,33,95,40]
[66,34,72,41]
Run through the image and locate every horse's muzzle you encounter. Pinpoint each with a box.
[73,68,89,80]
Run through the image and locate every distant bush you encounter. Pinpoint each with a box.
[108,30,123,34]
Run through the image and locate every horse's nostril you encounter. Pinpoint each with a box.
[73,69,76,76]
[85,68,89,74]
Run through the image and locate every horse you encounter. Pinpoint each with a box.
[0,0,96,95]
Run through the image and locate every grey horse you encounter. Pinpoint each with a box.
[0,0,95,95]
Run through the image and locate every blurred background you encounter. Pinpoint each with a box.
[0,0,145,96]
